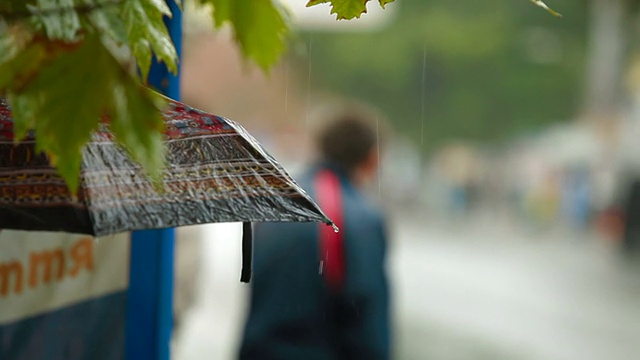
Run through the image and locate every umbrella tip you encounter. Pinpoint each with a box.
[330,223,339,233]
[240,269,252,283]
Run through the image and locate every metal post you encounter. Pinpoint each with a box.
[125,1,182,359]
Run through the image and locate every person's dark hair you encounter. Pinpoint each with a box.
[315,106,382,174]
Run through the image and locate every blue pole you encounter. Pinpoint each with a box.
[125,1,182,359]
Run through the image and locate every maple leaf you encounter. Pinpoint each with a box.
[123,0,178,82]
[306,0,395,20]
[4,34,163,191]
[203,0,288,71]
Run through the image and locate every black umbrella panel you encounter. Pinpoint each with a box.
[0,97,332,237]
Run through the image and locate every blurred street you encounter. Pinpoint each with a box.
[391,209,640,360]
[174,4,640,357]
[172,208,640,360]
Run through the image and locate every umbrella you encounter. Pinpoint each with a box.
[0,97,332,236]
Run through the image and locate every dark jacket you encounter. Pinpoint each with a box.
[239,164,390,360]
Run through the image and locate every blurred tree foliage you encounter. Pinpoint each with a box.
[293,0,589,152]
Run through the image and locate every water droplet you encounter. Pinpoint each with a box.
[332,224,339,233]
[319,260,324,274]
[377,116,381,198]
[421,45,426,146]
[304,37,313,156]
[284,62,289,115]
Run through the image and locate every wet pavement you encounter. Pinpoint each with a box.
[392,211,640,360]
[172,211,640,359]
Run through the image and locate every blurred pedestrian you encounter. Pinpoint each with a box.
[239,103,391,360]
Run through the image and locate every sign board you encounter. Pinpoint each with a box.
[0,230,129,360]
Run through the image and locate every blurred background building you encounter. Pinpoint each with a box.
[172,1,640,359]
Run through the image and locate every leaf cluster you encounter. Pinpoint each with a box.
[0,0,384,190]
[0,0,177,190]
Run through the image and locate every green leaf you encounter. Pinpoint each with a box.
[11,36,109,189]
[123,0,178,82]
[306,0,330,7]
[210,0,232,27]
[0,1,31,18]
[0,25,29,67]
[7,94,37,141]
[147,0,172,16]
[0,30,50,96]
[7,34,164,191]
[234,0,287,70]
[379,0,394,9]
[205,0,288,71]
[110,85,165,183]
[306,0,368,20]
[86,2,128,45]
[33,0,82,41]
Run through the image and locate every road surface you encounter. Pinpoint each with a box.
[172,211,640,359]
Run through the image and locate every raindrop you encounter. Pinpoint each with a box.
[319,260,324,274]
[284,61,289,115]
[305,35,313,130]
[93,234,114,244]
[421,45,426,146]
[376,116,381,198]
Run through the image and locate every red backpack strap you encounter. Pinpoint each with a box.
[315,169,346,291]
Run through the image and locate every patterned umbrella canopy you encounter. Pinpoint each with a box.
[0,97,331,236]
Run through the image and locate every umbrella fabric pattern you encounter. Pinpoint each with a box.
[0,98,331,236]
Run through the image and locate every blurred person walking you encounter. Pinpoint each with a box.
[239,104,391,360]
